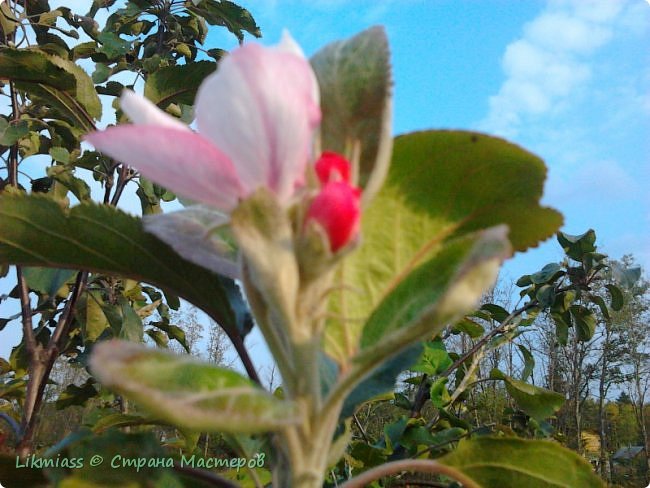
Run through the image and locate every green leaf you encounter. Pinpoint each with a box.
[438,437,605,487]
[552,311,570,346]
[480,303,510,323]
[412,340,452,375]
[311,26,393,203]
[188,0,261,41]
[42,53,102,121]
[47,165,92,201]
[570,305,596,341]
[530,262,563,284]
[429,377,451,408]
[552,290,576,314]
[0,193,239,340]
[97,31,131,59]
[0,118,29,145]
[337,228,508,406]
[451,317,484,338]
[535,284,555,308]
[606,284,624,311]
[56,379,97,409]
[49,146,70,164]
[92,62,110,84]
[146,329,169,348]
[0,48,100,129]
[0,47,76,90]
[144,60,216,107]
[90,341,299,433]
[341,343,421,418]
[175,42,192,59]
[21,267,75,297]
[557,230,596,262]
[76,290,110,342]
[117,296,143,342]
[0,1,18,38]
[491,369,564,420]
[44,429,183,487]
[359,227,508,356]
[325,131,562,365]
[158,322,189,352]
[589,294,610,321]
[518,344,535,381]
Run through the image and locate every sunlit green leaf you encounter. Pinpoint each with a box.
[326,131,562,365]
[438,437,605,487]
[0,194,239,339]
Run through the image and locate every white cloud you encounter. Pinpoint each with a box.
[479,0,628,137]
[546,159,639,203]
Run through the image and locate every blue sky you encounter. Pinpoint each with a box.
[215,0,649,281]
[1,0,648,362]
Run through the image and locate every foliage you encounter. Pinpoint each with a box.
[0,2,644,487]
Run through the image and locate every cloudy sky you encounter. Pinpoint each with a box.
[1,0,648,360]
[214,0,649,281]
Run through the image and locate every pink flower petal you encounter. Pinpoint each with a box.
[85,126,243,210]
[194,37,321,203]
[120,90,190,131]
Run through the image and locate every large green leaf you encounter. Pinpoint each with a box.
[438,437,605,487]
[311,26,393,204]
[325,131,562,364]
[90,341,298,433]
[144,60,216,107]
[0,193,239,338]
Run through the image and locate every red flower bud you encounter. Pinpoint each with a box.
[315,151,351,184]
[306,181,361,252]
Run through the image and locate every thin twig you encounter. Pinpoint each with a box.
[352,413,370,444]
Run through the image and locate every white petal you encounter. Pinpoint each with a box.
[194,39,321,203]
[144,206,240,279]
[277,30,305,57]
[85,125,243,210]
[121,90,190,131]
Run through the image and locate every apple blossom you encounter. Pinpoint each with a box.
[85,32,320,211]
